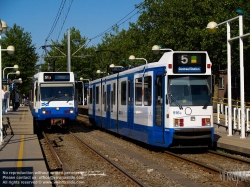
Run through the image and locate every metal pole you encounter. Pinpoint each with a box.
[0,35,3,144]
[239,15,246,138]
[67,29,71,72]
[227,22,233,136]
[208,14,250,138]
[3,68,8,112]
[3,68,6,79]
[6,74,10,111]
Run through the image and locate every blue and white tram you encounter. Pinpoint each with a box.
[30,72,78,132]
[88,50,214,148]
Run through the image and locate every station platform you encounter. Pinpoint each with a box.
[214,117,250,155]
[0,106,52,187]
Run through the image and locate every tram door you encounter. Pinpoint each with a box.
[106,84,111,129]
[154,73,165,144]
[128,74,134,135]
[32,81,38,113]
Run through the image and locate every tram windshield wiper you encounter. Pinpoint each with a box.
[66,96,73,103]
[168,93,183,110]
[47,96,58,104]
[47,95,65,103]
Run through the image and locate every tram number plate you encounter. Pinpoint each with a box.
[51,119,65,125]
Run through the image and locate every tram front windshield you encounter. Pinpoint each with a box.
[40,83,74,101]
[168,76,211,106]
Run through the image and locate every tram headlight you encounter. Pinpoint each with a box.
[42,108,45,114]
[41,108,51,114]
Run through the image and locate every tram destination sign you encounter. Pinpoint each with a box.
[173,53,206,73]
[44,73,70,81]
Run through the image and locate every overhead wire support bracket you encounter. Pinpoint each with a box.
[71,39,91,57]
[41,44,66,58]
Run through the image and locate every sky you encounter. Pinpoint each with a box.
[1,0,143,64]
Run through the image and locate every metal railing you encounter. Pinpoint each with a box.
[213,97,250,133]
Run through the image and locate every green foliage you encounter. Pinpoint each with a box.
[2,24,38,95]
[94,0,250,100]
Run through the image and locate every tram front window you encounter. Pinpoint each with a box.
[40,84,74,101]
[168,76,211,106]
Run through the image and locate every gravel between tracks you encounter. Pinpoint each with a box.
[39,116,250,187]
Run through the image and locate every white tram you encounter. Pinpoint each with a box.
[88,50,214,148]
[30,72,78,132]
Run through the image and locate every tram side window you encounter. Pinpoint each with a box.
[95,86,99,104]
[113,83,116,105]
[89,88,92,104]
[111,83,116,112]
[104,91,106,111]
[35,82,38,101]
[103,85,105,104]
[144,76,152,106]
[135,77,142,106]
[111,90,113,112]
[121,81,126,105]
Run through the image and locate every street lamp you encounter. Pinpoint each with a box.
[207,11,250,138]
[18,78,22,84]
[7,70,20,79]
[3,64,18,78]
[129,55,148,64]
[151,45,173,54]
[96,70,101,74]
[96,70,105,76]
[0,20,15,145]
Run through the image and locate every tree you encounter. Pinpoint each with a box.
[96,0,250,101]
[2,24,38,96]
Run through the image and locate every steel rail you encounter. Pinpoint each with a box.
[69,132,148,187]
[42,131,76,187]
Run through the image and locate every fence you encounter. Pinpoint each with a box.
[213,97,250,132]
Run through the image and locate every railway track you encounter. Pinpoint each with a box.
[75,114,250,186]
[35,114,250,186]
[69,132,147,187]
[41,126,147,187]
[164,150,250,186]
[42,131,78,187]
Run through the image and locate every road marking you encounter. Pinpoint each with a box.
[17,135,25,168]
[15,135,25,187]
